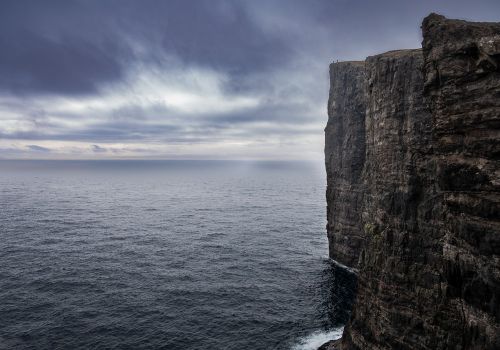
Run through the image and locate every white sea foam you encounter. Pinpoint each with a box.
[291,327,344,350]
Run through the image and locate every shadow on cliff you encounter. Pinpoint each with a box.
[315,260,358,329]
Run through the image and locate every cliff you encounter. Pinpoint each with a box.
[326,61,366,268]
[324,14,500,350]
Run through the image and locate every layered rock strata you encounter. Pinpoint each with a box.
[324,14,500,350]
[325,61,366,268]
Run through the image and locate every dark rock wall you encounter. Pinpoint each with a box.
[325,61,366,267]
[342,48,438,350]
[420,14,500,349]
[325,14,500,350]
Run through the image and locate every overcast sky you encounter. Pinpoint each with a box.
[1,0,499,160]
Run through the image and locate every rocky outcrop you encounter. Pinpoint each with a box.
[324,14,500,350]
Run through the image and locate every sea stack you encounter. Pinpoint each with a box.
[324,14,500,349]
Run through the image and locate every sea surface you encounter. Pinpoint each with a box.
[0,160,356,350]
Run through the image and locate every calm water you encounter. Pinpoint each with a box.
[0,160,356,350]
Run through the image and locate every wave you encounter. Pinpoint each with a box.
[291,327,344,350]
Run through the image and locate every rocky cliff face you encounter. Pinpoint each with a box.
[326,61,366,268]
[324,14,500,350]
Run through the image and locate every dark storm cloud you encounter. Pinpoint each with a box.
[0,1,129,95]
[156,1,290,74]
[2,0,500,158]
[0,33,125,95]
[0,0,290,96]
[2,0,499,96]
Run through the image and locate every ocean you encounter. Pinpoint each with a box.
[0,160,356,350]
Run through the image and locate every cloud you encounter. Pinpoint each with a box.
[91,145,107,153]
[27,144,51,152]
[0,0,290,96]
[1,0,499,159]
[0,1,128,95]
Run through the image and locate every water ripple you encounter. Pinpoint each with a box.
[0,160,356,350]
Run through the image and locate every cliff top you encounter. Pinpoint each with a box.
[423,12,500,28]
[332,49,423,68]
[422,12,500,49]
[368,48,421,60]
[329,60,364,68]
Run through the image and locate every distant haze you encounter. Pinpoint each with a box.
[1,0,499,160]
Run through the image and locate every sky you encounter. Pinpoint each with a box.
[1,0,499,160]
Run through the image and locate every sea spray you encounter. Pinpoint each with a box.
[292,327,343,350]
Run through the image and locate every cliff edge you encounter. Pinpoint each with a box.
[324,14,500,349]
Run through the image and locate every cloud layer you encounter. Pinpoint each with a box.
[1,0,500,159]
